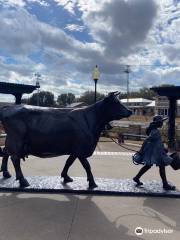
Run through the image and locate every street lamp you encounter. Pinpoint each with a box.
[92,65,100,103]
[35,72,41,106]
[124,65,130,103]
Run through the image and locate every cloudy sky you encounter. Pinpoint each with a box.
[0,0,179,101]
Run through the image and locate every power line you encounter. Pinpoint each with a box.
[117,64,178,67]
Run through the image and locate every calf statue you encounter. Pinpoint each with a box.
[0,92,132,188]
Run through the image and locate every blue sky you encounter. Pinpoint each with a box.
[0,0,179,102]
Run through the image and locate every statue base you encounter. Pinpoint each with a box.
[0,176,179,198]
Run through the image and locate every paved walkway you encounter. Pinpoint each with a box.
[0,141,180,240]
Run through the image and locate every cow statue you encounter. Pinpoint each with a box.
[0,92,132,189]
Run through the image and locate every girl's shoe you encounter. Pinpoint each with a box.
[163,183,176,191]
[61,174,73,183]
[133,177,143,186]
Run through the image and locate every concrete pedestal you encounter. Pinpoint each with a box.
[0,176,180,198]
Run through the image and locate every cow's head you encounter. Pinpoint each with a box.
[103,92,132,121]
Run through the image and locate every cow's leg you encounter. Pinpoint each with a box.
[11,156,29,188]
[78,157,98,189]
[61,155,76,183]
[0,154,11,178]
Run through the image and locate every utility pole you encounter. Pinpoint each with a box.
[124,65,130,103]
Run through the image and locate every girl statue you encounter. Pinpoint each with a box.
[133,115,176,191]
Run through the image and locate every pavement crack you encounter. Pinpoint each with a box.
[66,197,79,240]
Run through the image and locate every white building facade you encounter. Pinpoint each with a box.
[121,97,180,117]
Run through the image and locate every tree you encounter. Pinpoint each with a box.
[29,91,55,107]
[78,91,105,105]
[119,87,156,100]
[138,87,156,99]
[21,98,29,104]
[57,93,76,107]
[155,84,175,88]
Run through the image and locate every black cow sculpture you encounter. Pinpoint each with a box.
[0,92,132,189]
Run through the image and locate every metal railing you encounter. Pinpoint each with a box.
[122,133,146,141]
[0,133,6,138]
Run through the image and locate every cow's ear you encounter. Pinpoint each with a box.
[108,92,120,101]
[104,94,112,103]
[105,92,119,103]
[114,92,120,97]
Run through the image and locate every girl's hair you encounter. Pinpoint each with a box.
[146,122,157,136]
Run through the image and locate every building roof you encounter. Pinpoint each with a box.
[146,100,155,107]
[120,98,152,103]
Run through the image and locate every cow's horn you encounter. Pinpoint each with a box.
[114,92,120,97]
[108,91,117,96]
[108,91,120,97]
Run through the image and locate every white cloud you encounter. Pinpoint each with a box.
[64,24,85,32]
[54,0,102,14]
[145,0,180,65]
[0,0,26,7]
[82,0,157,59]
[27,0,50,7]
[54,0,76,14]
[0,0,179,100]
[163,44,180,63]
[0,0,49,7]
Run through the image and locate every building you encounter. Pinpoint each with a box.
[155,96,169,116]
[155,96,180,116]
[120,97,180,117]
[120,98,153,116]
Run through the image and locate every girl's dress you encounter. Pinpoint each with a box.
[140,128,173,166]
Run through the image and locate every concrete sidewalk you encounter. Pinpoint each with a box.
[0,142,180,240]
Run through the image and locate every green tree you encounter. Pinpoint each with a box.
[155,84,175,88]
[128,85,175,100]
[57,93,76,107]
[67,93,76,104]
[138,87,156,99]
[21,98,29,104]
[119,87,156,100]
[29,91,55,107]
[78,91,105,105]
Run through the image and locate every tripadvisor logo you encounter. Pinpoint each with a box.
[135,227,143,236]
[135,226,173,235]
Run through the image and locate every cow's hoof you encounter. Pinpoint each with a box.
[62,175,73,183]
[19,178,30,188]
[3,171,11,179]
[88,182,98,189]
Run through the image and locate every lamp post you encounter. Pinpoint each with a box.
[92,65,100,103]
[35,73,41,106]
[124,65,130,103]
